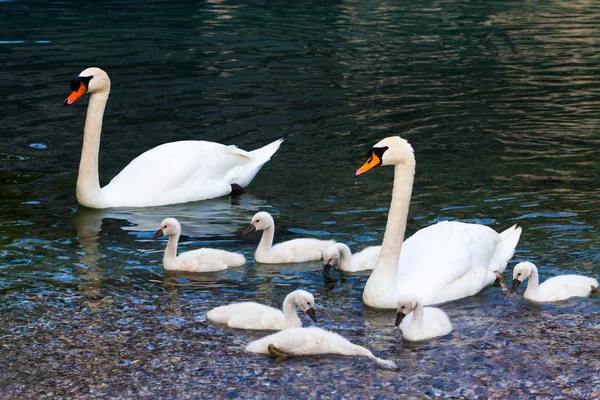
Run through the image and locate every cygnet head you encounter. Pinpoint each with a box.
[243,211,274,235]
[355,136,415,177]
[291,290,317,323]
[322,245,340,275]
[64,67,111,105]
[152,218,181,239]
[395,294,420,327]
[511,261,536,291]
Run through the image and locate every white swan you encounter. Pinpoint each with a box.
[322,243,380,275]
[152,218,245,272]
[355,136,522,308]
[243,211,335,263]
[511,261,598,302]
[64,67,283,208]
[395,294,452,341]
[245,327,397,369]
[207,289,317,330]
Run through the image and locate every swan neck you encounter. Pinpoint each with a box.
[410,303,424,328]
[379,164,413,268]
[256,226,274,254]
[337,243,352,270]
[76,92,108,206]
[524,268,540,296]
[164,233,179,262]
[282,293,300,325]
[364,163,414,304]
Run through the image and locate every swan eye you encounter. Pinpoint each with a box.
[163,225,167,229]
[517,273,521,277]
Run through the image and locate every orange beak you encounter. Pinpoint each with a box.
[355,153,382,176]
[64,84,88,105]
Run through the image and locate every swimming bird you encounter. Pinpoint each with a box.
[152,218,245,272]
[511,261,598,302]
[207,289,317,330]
[322,243,380,275]
[245,327,397,369]
[395,294,452,341]
[355,136,522,308]
[65,67,282,208]
[244,211,335,263]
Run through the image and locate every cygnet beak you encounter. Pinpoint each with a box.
[306,307,317,323]
[243,224,256,235]
[322,262,333,276]
[394,312,405,327]
[511,278,522,292]
[151,229,164,240]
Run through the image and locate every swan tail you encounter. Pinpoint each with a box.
[225,138,283,188]
[228,252,246,267]
[249,138,284,163]
[490,224,522,272]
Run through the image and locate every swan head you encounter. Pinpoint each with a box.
[322,245,340,275]
[355,136,415,176]
[395,294,420,327]
[64,67,111,106]
[243,211,274,235]
[152,218,181,239]
[511,261,536,291]
[290,290,317,323]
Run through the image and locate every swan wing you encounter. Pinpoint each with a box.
[268,239,335,263]
[397,221,502,304]
[537,275,598,300]
[351,245,381,271]
[100,139,282,207]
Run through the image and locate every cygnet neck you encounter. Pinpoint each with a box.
[336,243,352,271]
[282,292,301,325]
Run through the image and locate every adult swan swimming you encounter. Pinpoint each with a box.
[355,136,522,308]
[64,67,283,208]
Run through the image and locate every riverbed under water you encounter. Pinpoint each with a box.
[1,0,599,398]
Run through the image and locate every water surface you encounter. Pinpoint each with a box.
[1,0,599,398]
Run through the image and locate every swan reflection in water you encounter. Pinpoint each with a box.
[74,194,271,295]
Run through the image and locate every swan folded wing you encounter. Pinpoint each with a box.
[269,239,335,263]
[103,141,253,199]
[397,221,500,303]
[542,275,598,299]
[352,246,381,271]
[210,303,285,329]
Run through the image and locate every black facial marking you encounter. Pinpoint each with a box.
[69,76,93,91]
[365,146,389,166]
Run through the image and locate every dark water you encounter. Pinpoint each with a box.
[1,0,600,398]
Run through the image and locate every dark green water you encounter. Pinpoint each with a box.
[1,0,599,398]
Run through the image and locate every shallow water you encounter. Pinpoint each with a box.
[1,0,600,398]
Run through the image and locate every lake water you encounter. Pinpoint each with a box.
[1,0,599,398]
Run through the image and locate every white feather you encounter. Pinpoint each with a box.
[512,261,598,302]
[154,218,245,272]
[357,136,522,308]
[68,67,282,208]
[396,294,453,341]
[207,290,317,330]
[245,211,335,263]
[322,243,381,272]
[245,327,397,369]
